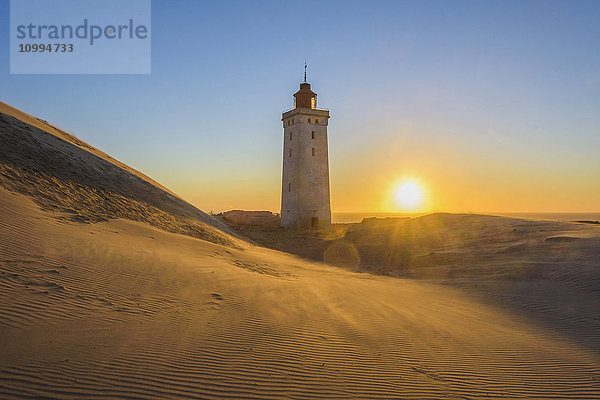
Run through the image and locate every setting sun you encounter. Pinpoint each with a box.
[395,181,423,210]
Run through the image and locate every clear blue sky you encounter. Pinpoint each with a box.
[1,0,599,212]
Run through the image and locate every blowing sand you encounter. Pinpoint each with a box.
[1,102,600,398]
[2,187,600,399]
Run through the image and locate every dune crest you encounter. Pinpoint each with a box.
[0,102,240,245]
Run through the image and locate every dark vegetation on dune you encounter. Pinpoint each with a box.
[0,110,238,246]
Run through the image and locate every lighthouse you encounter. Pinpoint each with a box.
[280,66,331,229]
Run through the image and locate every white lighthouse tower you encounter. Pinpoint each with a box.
[280,65,331,229]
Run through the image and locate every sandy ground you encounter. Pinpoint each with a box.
[1,102,600,398]
[230,215,600,355]
[2,187,600,399]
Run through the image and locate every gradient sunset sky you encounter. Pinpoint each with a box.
[1,0,599,213]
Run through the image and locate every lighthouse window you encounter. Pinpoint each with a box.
[311,97,316,109]
[288,183,291,192]
[290,131,292,140]
[312,148,315,156]
[311,131,315,140]
[292,118,294,124]
[315,119,319,124]
[289,148,292,157]
[308,118,311,123]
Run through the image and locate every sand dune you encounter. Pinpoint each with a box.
[0,102,176,198]
[2,187,600,399]
[0,101,237,245]
[1,103,600,398]
[230,214,600,354]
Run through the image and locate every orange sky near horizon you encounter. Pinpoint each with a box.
[4,3,598,216]
[161,118,600,215]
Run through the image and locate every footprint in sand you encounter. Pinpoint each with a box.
[208,293,224,309]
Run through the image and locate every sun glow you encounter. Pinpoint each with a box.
[394,180,423,210]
